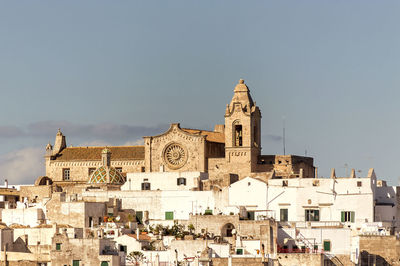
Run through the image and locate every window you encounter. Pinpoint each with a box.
[165,211,174,220]
[323,240,331,252]
[357,181,362,187]
[141,182,151,190]
[234,125,243,146]
[177,178,186,186]
[56,243,61,250]
[280,209,288,222]
[141,166,145,172]
[119,245,127,252]
[341,211,355,222]
[247,211,255,220]
[72,260,80,266]
[282,180,288,187]
[62,169,70,181]
[88,168,96,176]
[305,209,319,221]
[236,248,243,255]
[115,167,122,173]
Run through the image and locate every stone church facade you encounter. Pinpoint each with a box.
[42,79,315,190]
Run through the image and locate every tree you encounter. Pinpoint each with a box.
[127,251,145,265]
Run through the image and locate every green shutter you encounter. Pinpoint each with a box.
[165,211,174,220]
[136,211,143,224]
[56,243,61,250]
[280,209,288,222]
[323,241,331,251]
[314,210,320,221]
[350,211,355,223]
[73,260,80,266]
[305,210,308,221]
[341,211,345,222]
[101,262,109,266]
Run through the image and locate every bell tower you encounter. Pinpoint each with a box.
[224,79,261,176]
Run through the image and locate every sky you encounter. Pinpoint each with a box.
[0,1,400,185]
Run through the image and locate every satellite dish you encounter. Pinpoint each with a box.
[115,216,121,222]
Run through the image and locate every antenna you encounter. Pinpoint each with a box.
[283,116,286,155]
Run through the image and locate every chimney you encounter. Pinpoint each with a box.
[101,148,111,167]
[4,179,8,188]
[330,168,336,179]
[53,129,66,155]
[299,168,304,179]
[350,169,356,178]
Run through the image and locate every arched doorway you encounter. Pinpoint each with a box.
[221,223,235,237]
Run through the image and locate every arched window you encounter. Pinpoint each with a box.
[232,120,243,147]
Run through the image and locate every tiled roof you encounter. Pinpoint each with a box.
[127,233,151,241]
[181,128,225,143]
[52,146,145,161]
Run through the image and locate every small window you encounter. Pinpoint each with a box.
[177,178,186,186]
[236,248,243,255]
[357,181,362,187]
[141,182,151,190]
[63,168,70,181]
[72,260,80,266]
[115,167,122,173]
[56,243,61,250]
[165,211,174,220]
[341,211,355,222]
[280,209,288,222]
[88,168,96,176]
[323,240,331,252]
[119,245,127,252]
[141,166,145,172]
[282,180,288,187]
[305,209,319,221]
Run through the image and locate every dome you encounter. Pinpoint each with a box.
[88,166,125,185]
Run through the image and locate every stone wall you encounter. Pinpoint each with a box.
[359,235,400,265]
[277,253,324,266]
[20,185,51,202]
[46,159,144,183]
[212,257,267,266]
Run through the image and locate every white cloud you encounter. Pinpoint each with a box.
[123,139,144,146]
[0,147,44,185]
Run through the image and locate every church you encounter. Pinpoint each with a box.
[40,79,315,191]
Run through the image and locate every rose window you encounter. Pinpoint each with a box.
[163,143,188,169]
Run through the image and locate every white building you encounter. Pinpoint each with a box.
[121,171,208,191]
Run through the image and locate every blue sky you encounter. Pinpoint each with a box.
[0,1,400,184]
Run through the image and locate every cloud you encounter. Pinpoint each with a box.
[0,147,44,185]
[27,121,169,141]
[265,134,283,142]
[0,126,25,138]
[0,121,169,144]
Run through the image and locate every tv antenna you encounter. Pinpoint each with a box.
[283,116,286,155]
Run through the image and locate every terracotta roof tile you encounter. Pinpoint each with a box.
[181,128,225,143]
[53,146,145,161]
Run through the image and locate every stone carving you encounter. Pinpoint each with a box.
[163,142,188,169]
